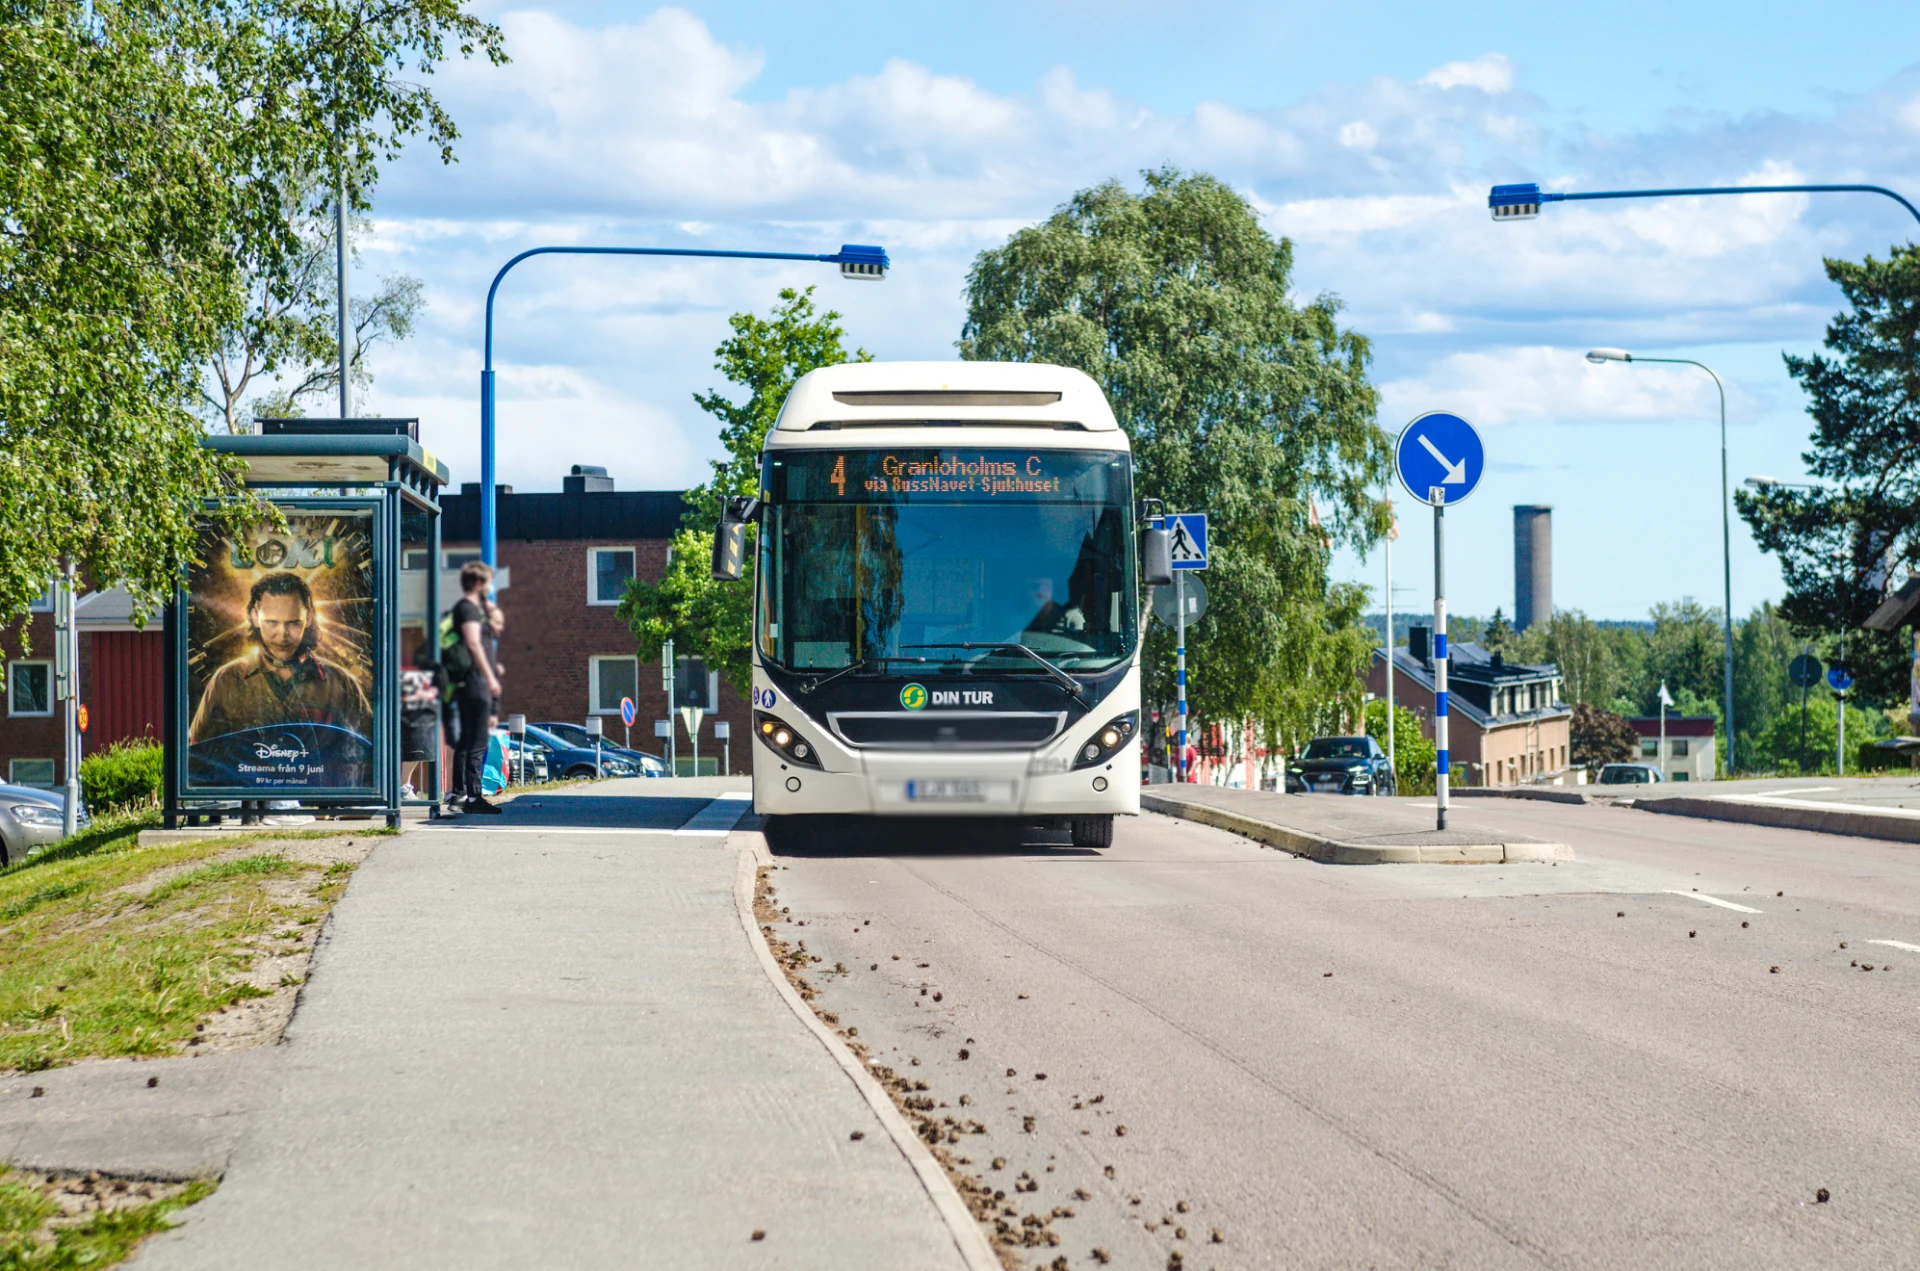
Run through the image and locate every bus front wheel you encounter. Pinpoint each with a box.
[1070,815,1113,849]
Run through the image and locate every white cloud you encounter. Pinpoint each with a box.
[1419,53,1514,95]
[1377,346,1739,429]
[348,4,1920,522]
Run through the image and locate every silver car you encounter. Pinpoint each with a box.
[0,784,87,866]
[1597,763,1665,785]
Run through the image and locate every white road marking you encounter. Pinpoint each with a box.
[1710,792,1920,818]
[1666,890,1762,914]
[414,826,726,836]
[1868,939,1920,954]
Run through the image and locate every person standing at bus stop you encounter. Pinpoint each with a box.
[447,561,503,814]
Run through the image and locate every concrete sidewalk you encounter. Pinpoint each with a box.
[130,778,977,1270]
[1142,784,1572,863]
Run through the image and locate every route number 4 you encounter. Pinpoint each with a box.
[831,454,847,496]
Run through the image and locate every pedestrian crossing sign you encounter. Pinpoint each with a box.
[1155,513,1208,570]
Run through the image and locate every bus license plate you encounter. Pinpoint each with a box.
[906,779,991,803]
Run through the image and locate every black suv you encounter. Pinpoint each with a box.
[1285,736,1396,796]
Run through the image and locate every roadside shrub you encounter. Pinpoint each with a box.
[79,740,162,813]
[1364,699,1436,796]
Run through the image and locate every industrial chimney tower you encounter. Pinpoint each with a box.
[1514,505,1552,633]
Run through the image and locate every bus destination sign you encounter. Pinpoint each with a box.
[769,449,1128,504]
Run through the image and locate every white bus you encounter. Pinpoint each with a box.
[710,361,1173,849]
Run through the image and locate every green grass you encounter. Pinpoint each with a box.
[0,1171,215,1269]
[0,824,339,1073]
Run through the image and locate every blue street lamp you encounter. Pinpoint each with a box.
[1487,181,1920,226]
[478,243,889,567]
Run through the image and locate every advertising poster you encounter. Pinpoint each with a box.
[184,508,378,793]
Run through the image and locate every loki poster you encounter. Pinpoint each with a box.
[184,509,377,793]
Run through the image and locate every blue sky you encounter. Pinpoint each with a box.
[342,1,1920,621]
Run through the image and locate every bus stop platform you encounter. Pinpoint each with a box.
[1141,783,1573,864]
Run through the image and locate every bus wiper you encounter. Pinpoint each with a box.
[803,655,930,694]
[903,642,1087,704]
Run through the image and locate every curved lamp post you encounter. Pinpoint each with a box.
[478,243,889,567]
[1587,347,1736,772]
[1488,181,1920,226]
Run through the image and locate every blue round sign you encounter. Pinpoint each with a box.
[1827,666,1854,693]
[1395,411,1487,506]
[619,696,637,727]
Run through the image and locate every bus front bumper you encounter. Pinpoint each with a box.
[753,748,1138,818]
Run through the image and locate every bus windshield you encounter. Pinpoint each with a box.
[758,449,1136,673]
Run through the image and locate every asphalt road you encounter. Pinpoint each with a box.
[766,800,1920,1270]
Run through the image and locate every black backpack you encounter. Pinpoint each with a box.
[438,610,476,683]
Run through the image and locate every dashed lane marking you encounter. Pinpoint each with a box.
[1868,939,1920,954]
[1666,890,1763,914]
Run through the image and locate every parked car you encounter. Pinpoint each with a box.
[517,724,644,780]
[532,722,668,776]
[0,783,88,865]
[1285,736,1396,796]
[485,730,550,794]
[1597,763,1664,785]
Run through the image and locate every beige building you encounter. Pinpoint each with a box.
[1366,631,1574,787]
[1625,715,1717,782]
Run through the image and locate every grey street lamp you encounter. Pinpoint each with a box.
[1587,347,1737,771]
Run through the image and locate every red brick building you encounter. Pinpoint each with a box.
[436,471,750,771]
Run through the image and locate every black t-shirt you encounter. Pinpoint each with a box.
[451,598,489,690]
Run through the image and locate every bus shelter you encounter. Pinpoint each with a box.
[162,421,449,829]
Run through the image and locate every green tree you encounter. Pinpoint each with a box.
[1626,600,1722,716]
[619,288,870,693]
[960,168,1390,745]
[1528,610,1615,707]
[1732,601,1800,763]
[0,0,504,626]
[1364,698,1435,795]
[1737,244,1920,707]
[204,195,424,432]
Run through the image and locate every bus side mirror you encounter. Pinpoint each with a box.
[711,521,746,581]
[1141,526,1173,586]
[711,496,760,582]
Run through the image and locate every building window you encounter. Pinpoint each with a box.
[589,547,636,606]
[1671,772,1689,782]
[29,583,55,612]
[1640,738,1658,757]
[8,662,52,717]
[589,656,638,715]
[403,548,430,570]
[443,549,482,571]
[9,758,55,787]
[1671,738,1690,757]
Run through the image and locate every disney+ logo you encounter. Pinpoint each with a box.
[251,736,311,762]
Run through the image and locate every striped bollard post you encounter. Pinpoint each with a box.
[1432,491,1448,831]
[1175,569,1188,782]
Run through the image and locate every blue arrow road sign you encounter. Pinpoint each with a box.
[1155,513,1208,570]
[1395,412,1486,506]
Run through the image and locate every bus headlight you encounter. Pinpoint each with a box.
[754,710,821,768]
[1073,712,1139,770]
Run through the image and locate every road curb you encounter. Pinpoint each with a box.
[1635,795,1920,845]
[1454,787,1591,805]
[729,832,1000,1271]
[1140,792,1573,864]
